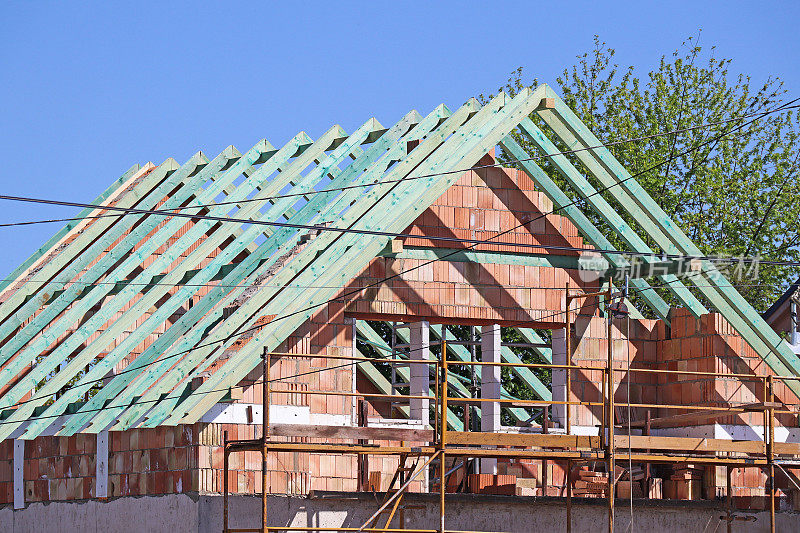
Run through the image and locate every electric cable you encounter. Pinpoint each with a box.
[0,102,798,229]
[1,96,796,429]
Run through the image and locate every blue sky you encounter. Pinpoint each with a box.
[0,1,798,276]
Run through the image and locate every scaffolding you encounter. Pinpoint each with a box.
[222,289,800,533]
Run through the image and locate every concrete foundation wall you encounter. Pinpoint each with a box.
[2,492,799,533]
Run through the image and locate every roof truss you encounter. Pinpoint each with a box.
[0,85,797,440]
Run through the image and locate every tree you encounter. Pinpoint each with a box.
[483,35,800,314]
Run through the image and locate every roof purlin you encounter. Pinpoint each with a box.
[2,82,799,438]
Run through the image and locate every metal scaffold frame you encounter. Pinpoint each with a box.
[222,318,800,533]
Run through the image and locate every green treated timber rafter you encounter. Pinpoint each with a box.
[0,159,189,349]
[164,88,550,425]
[102,109,442,433]
[540,87,800,393]
[15,120,385,440]
[3,129,320,436]
[500,135,659,322]
[0,163,144,294]
[61,108,443,436]
[518,117,707,317]
[130,97,491,428]
[155,93,512,425]
[129,102,470,429]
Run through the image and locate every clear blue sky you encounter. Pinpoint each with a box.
[0,1,798,276]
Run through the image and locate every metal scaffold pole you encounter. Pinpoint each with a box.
[607,280,615,533]
[439,337,448,533]
[262,347,270,533]
[768,374,775,533]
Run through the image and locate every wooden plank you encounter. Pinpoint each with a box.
[444,431,775,456]
[446,430,599,449]
[628,403,782,428]
[543,86,800,391]
[774,441,800,455]
[95,431,108,498]
[13,440,23,509]
[0,163,142,294]
[616,435,766,455]
[167,88,553,424]
[381,246,585,269]
[239,443,437,455]
[500,135,667,321]
[267,423,434,442]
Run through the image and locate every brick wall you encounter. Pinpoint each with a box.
[108,425,197,498]
[338,161,598,327]
[0,439,12,504]
[658,308,800,426]
[568,315,659,428]
[6,157,799,508]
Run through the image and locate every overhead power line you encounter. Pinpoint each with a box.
[1,102,798,230]
[1,96,796,429]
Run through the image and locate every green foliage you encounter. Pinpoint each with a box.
[484,35,800,313]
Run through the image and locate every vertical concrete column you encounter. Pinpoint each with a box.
[481,324,501,474]
[409,321,430,425]
[96,430,109,498]
[13,439,24,509]
[552,328,567,428]
[347,317,358,425]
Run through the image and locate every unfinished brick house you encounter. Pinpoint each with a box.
[1,86,800,532]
